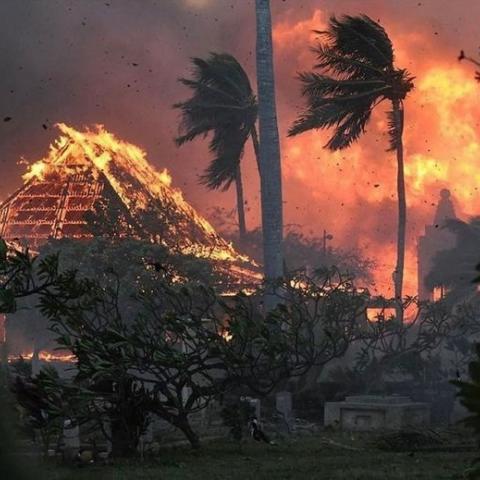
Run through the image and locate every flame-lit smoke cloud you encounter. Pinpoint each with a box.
[272,2,480,295]
[0,0,479,296]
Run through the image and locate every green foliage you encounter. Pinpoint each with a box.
[0,242,60,314]
[1,236,371,455]
[220,400,254,442]
[35,264,368,450]
[349,297,465,393]
[12,366,66,454]
[39,236,217,298]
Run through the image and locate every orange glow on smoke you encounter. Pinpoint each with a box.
[272,9,480,297]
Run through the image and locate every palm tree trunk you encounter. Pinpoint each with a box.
[255,0,284,310]
[392,99,406,323]
[235,164,247,242]
[250,124,261,174]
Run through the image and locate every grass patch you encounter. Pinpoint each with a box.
[28,433,476,480]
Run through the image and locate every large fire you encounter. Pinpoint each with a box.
[271,9,480,297]
[21,123,255,266]
[3,7,477,300]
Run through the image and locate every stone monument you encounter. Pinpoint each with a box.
[324,395,430,431]
[276,391,293,432]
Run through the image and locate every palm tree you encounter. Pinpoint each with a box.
[255,0,284,308]
[174,53,259,243]
[289,15,414,320]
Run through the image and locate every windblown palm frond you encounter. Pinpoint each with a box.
[174,53,257,190]
[325,15,394,69]
[289,14,415,311]
[289,15,413,151]
[199,123,251,190]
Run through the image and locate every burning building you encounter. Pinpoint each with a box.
[417,189,458,301]
[0,123,261,289]
[0,123,262,363]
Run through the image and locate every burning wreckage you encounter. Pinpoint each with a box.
[0,123,261,362]
[0,123,261,284]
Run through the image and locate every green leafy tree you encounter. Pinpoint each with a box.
[12,366,67,456]
[289,15,414,320]
[0,240,59,315]
[37,266,367,450]
[0,240,61,366]
[355,297,461,392]
[175,53,259,242]
[0,240,63,478]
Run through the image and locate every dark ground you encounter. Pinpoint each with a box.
[18,433,477,480]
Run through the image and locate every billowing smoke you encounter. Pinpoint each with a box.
[1,0,479,296]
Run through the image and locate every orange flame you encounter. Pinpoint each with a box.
[272,10,480,297]
[21,123,256,268]
[8,351,76,363]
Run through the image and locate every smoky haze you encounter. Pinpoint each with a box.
[1,0,479,296]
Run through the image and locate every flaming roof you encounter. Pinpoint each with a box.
[0,123,261,289]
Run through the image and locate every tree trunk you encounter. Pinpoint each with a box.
[255,0,284,310]
[235,164,247,243]
[392,99,406,323]
[110,418,138,457]
[176,417,200,449]
[250,124,261,174]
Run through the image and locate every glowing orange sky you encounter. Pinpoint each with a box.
[268,8,480,296]
[2,0,480,298]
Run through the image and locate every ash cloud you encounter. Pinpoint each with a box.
[0,0,479,295]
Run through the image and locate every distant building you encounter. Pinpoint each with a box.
[417,189,457,301]
[0,124,261,360]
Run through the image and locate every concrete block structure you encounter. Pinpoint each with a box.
[324,395,430,431]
